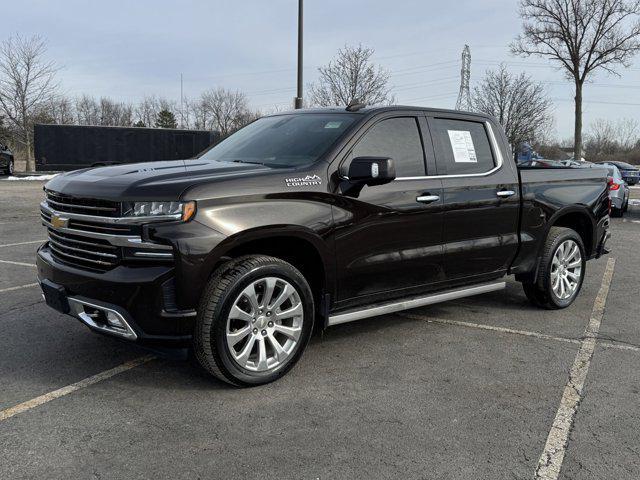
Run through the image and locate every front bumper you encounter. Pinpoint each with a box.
[37,244,196,345]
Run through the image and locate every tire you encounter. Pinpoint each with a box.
[623,198,629,213]
[194,255,315,386]
[611,207,623,218]
[0,159,12,176]
[521,227,586,310]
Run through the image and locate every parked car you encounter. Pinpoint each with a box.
[0,142,14,176]
[603,164,630,217]
[37,106,611,386]
[597,160,640,185]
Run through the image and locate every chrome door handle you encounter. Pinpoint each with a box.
[416,195,440,203]
[496,190,516,198]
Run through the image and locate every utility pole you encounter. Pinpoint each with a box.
[294,0,304,109]
[455,45,472,111]
[180,73,184,128]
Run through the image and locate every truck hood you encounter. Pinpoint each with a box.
[44,159,273,201]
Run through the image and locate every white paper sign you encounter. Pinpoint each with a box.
[447,130,477,163]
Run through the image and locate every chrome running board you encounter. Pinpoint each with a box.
[327,281,506,326]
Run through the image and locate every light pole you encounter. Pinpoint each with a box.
[294,0,303,109]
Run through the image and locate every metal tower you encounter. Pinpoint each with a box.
[455,45,472,111]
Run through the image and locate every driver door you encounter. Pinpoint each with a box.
[331,114,445,309]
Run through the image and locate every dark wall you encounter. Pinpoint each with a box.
[34,124,219,171]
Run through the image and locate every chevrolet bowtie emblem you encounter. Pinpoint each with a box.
[50,214,69,230]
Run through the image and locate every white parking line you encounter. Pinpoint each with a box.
[0,259,36,268]
[0,355,155,422]
[400,311,639,355]
[0,283,38,294]
[535,257,616,479]
[0,240,44,248]
[399,313,583,346]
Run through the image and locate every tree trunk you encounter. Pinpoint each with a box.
[574,80,583,160]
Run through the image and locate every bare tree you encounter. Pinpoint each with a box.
[75,95,100,125]
[200,88,253,136]
[511,0,640,159]
[99,97,133,126]
[472,65,553,151]
[135,95,176,127]
[0,35,59,171]
[41,96,75,124]
[586,117,640,156]
[586,118,619,155]
[616,117,639,149]
[309,44,394,107]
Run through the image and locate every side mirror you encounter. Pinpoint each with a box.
[342,156,396,186]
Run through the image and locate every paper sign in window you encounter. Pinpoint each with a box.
[447,130,477,163]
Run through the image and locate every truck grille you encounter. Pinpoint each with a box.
[45,189,121,217]
[41,208,127,272]
[41,192,174,272]
[47,227,120,270]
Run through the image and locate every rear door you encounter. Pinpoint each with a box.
[427,115,520,282]
[333,114,445,306]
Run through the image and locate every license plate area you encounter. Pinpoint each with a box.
[41,279,70,314]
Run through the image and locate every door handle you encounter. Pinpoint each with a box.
[416,195,440,204]
[496,190,516,198]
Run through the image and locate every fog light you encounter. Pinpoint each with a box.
[106,311,125,329]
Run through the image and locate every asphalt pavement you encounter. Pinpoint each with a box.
[1,179,639,480]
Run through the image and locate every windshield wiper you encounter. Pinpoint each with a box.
[231,159,267,166]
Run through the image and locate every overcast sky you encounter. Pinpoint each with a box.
[7,0,640,139]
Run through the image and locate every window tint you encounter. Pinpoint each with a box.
[431,118,495,175]
[350,117,425,177]
[200,114,358,168]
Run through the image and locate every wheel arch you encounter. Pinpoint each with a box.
[207,226,334,317]
[546,206,595,257]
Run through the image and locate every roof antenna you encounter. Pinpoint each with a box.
[346,99,366,112]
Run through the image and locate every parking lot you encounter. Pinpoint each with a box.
[1,180,639,480]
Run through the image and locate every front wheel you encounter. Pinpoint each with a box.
[522,227,586,309]
[194,255,315,386]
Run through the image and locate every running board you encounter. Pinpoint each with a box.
[327,281,506,326]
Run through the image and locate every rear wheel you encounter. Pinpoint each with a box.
[194,255,314,386]
[522,227,585,309]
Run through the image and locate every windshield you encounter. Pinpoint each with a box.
[200,113,359,168]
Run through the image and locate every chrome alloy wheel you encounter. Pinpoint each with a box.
[226,277,303,372]
[551,239,582,300]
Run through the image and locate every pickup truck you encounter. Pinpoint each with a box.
[37,106,611,386]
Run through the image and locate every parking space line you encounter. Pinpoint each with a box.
[0,240,44,248]
[0,259,36,267]
[535,257,616,480]
[400,312,640,355]
[399,313,583,346]
[0,283,39,294]
[0,355,156,422]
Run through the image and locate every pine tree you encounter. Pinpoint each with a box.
[133,120,146,128]
[154,109,177,129]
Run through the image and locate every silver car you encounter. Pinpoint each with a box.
[604,164,630,217]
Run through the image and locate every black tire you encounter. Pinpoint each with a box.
[521,226,586,310]
[194,255,315,386]
[0,159,12,176]
[623,198,629,213]
[611,207,623,218]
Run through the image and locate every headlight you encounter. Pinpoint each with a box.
[122,201,196,222]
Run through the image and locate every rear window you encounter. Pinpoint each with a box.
[430,118,495,175]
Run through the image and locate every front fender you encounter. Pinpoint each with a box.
[153,196,336,309]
